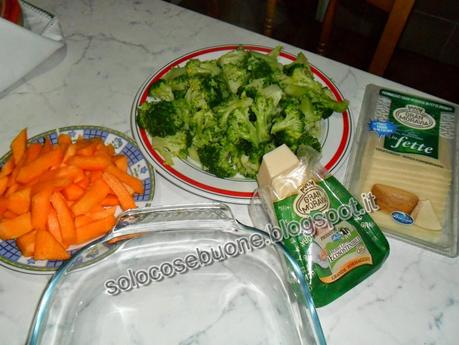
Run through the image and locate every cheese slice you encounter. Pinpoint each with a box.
[411,200,442,231]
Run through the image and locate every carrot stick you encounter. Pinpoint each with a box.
[101,194,119,206]
[113,155,128,172]
[31,177,72,195]
[0,198,8,215]
[62,183,85,201]
[25,143,42,163]
[75,215,116,245]
[71,178,111,216]
[102,172,136,211]
[34,230,70,260]
[7,187,31,215]
[50,192,76,245]
[0,157,14,178]
[105,165,144,194]
[16,148,63,184]
[58,133,72,146]
[16,230,36,257]
[11,128,27,165]
[31,187,53,231]
[67,155,111,171]
[47,208,64,246]
[0,176,8,196]
[41,137,53,154]
[0,212,33,240]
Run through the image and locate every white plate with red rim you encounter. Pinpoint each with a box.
[131,45,352,204]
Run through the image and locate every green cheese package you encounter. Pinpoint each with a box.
[345,85,458,257]
[249,145,390,307]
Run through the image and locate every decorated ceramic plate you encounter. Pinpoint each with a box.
[0,125,155,274]
[131,45,352,204]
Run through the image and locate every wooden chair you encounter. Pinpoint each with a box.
[318,0,416,75]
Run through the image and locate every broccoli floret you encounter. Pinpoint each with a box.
[251,95,276,143]
[189,109,219,149]
[151,132,188,165]
[271,101,304,148]
[197,143,236,178]
[218,48,249,66]
[248,46,283,76]
[260,84,283,106]
[148,79,174,102]
[214,97,253,127]
[185,59,221,76]
[184,77,210,110]
[227,107,259,147]
[222,64,249,94]
[137,100,186,137]
[201,75,230,107]
[308,88,348,119]
[297,132,321,153]
[283,52,313,77]
[164,66,187,80]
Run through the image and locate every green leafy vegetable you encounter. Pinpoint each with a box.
[137,46,348,178]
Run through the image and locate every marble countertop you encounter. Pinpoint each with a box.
[0,0,458,344]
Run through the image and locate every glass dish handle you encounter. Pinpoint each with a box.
[105,203,236,240]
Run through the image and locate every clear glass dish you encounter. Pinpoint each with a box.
[27,204,326,345]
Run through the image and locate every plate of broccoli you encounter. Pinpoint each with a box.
[131,45,351,203]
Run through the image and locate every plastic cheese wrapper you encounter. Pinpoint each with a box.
[249,144,390,307]
[345,85,458,257]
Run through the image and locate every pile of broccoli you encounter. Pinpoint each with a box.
[137,46,348,179]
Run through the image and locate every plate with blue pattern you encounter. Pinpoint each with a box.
[0,125,155,274]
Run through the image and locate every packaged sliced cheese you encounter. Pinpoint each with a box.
[346,85,458,257]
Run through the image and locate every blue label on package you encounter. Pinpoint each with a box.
[368,120,397,137]
[391,211,414,225]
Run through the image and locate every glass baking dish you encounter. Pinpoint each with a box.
[27,204,326,345]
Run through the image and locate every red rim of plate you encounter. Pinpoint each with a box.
[136,45,351,199]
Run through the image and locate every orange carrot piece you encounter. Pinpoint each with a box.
[47,208,64,246]
[31,187,53,231]
[0,197,8,215]
[11,129,27,165]
[16,230,36,257]
[5,182,19,196]
[2,210,18,219]
[0,212,33,240]
[7,187,31,215]
[58,133,72,146]
[34,230,70,260]
[74,215,93,228]
[112,155,128,172]
[50,192,76,245]
[67,155,111,171]
[63,143,77,163]
[16,148,63,184]
[71,178,111,216]
[0,176,8,196]
[101,195,119,206]
[76,144,95,157]
[75,215,116,245]
[90,170,103,183]
[41,137,53,154]
[0,157,14,178]
[31,177,72,195]
[76,174,90,190]
[62,184,85,201]
[105,165,144,194]
[102,172,136,211]
[25,143,42,163]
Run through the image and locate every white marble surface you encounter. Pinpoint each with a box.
[0,0,457,344]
